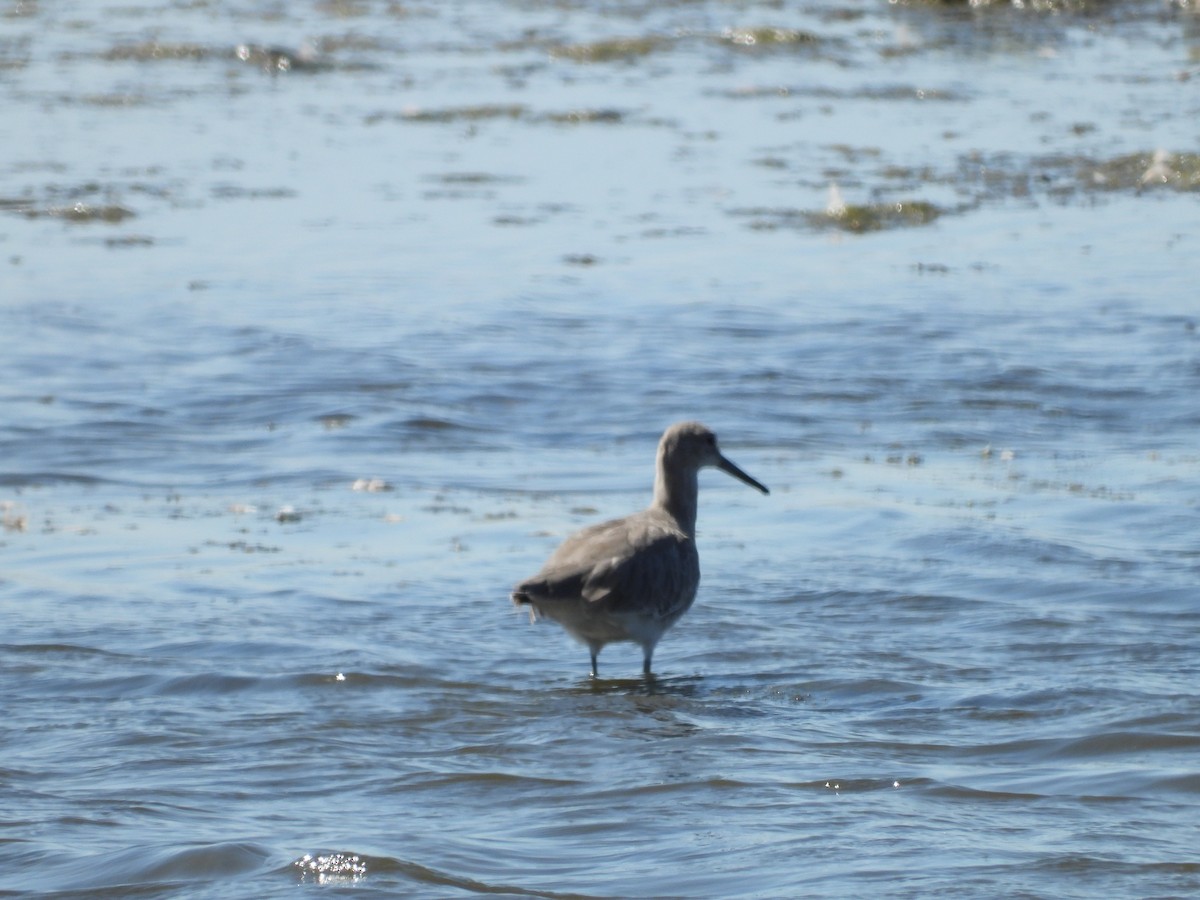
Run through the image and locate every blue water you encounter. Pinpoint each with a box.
[3,0,1199,896]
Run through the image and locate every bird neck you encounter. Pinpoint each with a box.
[652,454,698,537]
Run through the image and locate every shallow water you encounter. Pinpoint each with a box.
[3,0,1199,896]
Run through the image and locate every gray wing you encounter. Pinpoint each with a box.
[514,514,698,620]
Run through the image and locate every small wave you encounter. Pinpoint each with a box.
[11,841,273,894]
[156,672,262,696]
[1,642,129,659]
[391,771,585,793]
[288,849,588,897]
[789,776,920,794]
[0,472,111,487]
[1146,772,1200,795]
[1049,730,1200,759]
[1031,855,1200,877]
[925,782,1047,803]
[291,850,368,885]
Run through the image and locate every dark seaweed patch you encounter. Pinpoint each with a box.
[550,35,672,63]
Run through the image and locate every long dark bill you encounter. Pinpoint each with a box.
[717,455,769,495]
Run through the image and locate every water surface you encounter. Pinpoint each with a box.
[2,0,1199,896]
